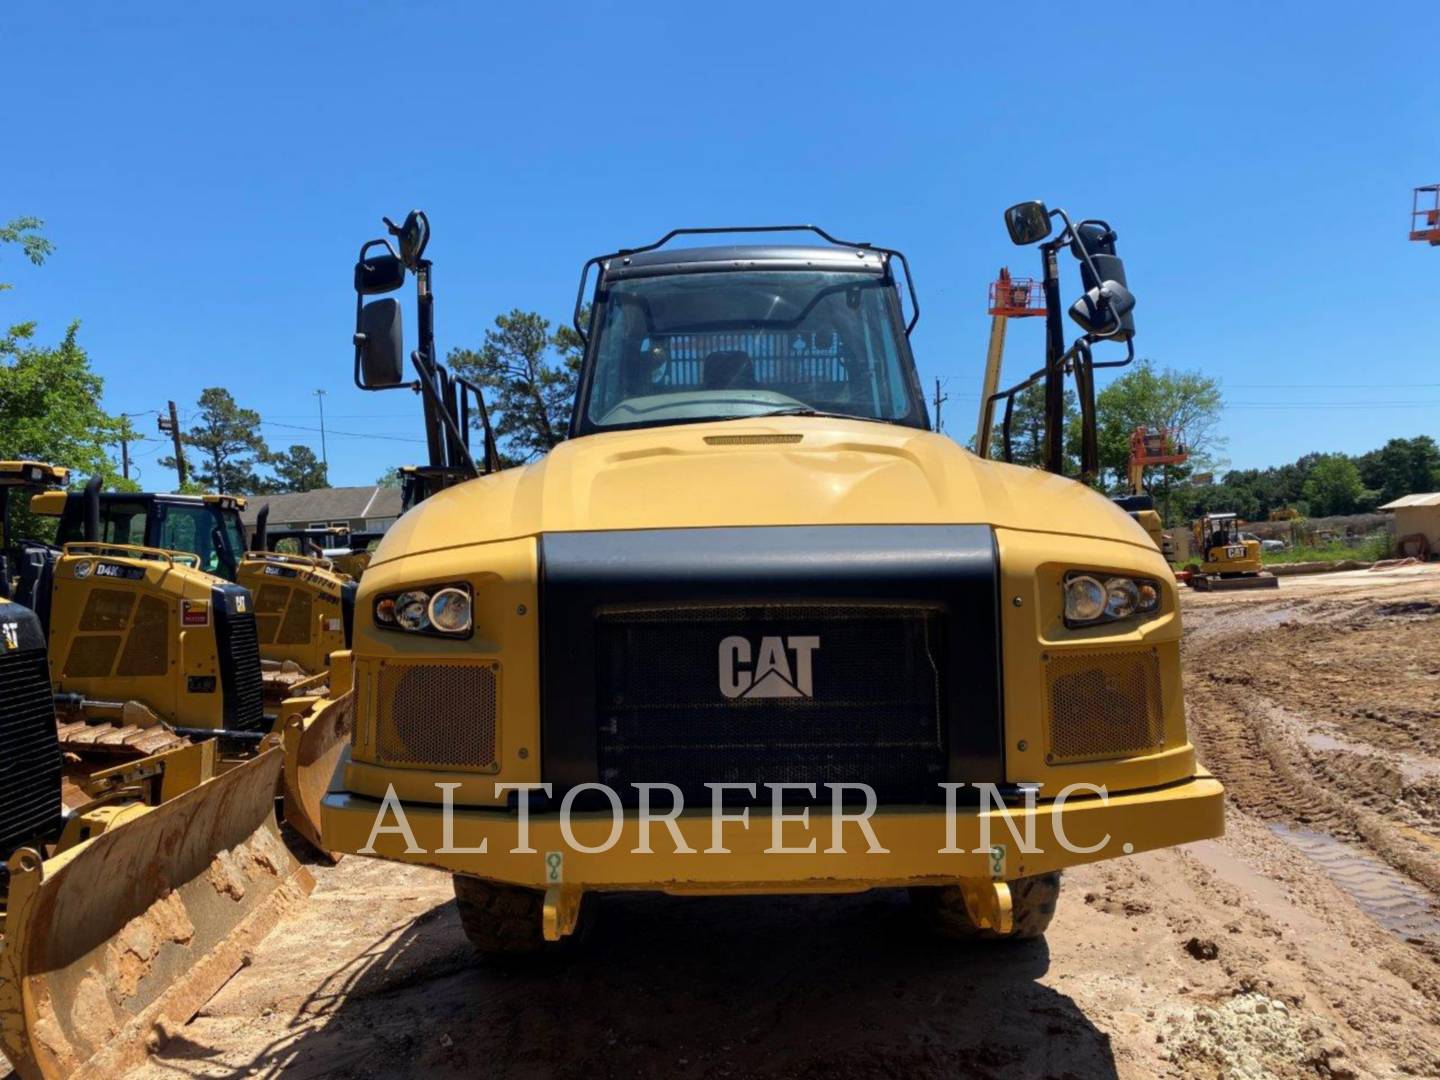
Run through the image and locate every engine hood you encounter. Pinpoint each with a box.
[372,417,1154,566]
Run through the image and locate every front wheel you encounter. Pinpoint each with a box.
[909,872,1061,941]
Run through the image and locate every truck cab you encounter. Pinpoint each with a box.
[318,213,1224,951]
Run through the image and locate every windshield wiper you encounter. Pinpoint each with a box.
[741,407,911,427]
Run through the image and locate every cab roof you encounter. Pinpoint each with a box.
[603,243,886,281]
[0,460,69,489]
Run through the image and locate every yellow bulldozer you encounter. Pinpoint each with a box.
[3,462,348,855]
[1187,511,1279,591]
[0,463,315,1079]
[296,206,1223,954]
[28,486,357,696]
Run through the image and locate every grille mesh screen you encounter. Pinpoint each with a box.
[0,648,62,854]
[377,663,498,770]
[79,588,135,631]
[277,589,313,645]
[254,584,289,645]
[117,595,169,676]
[595,604,946,803]
[64,635,120,678]
[1046,649,1164,762]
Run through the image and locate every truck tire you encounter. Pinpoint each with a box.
[453,876,592,957]
[909,872,1061,941]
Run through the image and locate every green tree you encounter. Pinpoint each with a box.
[0,322,128,485]
[987,382,1081,471]
[1356,436,1440,505]
[268,444,328,492]
[1,216,54,292]
[448,309,583,465]
[161,388,272,494]
[1095,360,1224,486]
[376,467,401,488]
[1301,454,1376,517]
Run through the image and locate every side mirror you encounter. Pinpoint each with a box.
[390,210,430,269]
[355,298,406,387]
[1068,279,1135,337]
[355,252,406,295]
[1004,201,1052,245]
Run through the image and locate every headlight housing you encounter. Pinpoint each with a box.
[1063,570,1161,628]
[373,582,472,638]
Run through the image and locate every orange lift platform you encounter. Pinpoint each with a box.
[1410,185,1440,246]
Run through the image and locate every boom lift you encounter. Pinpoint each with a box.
[1410,184,1440,245]
[973,268,1046,458]
[1115,427,1187,558]
[297,207,1222,955]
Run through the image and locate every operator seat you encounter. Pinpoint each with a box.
[703,350,754,390]
[12,542,57,635]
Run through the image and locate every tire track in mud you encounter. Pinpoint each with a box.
[1182,586,1440,968]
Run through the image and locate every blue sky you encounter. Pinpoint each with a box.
[3,3,1437,489]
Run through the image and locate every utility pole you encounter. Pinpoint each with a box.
[932,377,949,434]
[314,389,329,472]
[158,400,187,487]
[120,435,130,480]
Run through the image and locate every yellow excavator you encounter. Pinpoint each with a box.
[0,462,314,1079]
[1188,511,1279,591]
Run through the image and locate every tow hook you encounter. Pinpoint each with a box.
[958,879,1014,934]
[542,885,583,941]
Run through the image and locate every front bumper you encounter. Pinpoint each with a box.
[320,770,1223,893]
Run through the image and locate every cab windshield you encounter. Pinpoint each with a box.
[577,270,928,434]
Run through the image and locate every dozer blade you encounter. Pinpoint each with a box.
[0,748,314,1080]
[281,689,354,861]
[1192,573,1280,591]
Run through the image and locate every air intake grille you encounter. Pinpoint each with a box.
[0,647,62,855]
[595,604,946,803]
[117,595,170,677]
[254,584,289,645]
[277,588,313,645]
[216,596,266,732]
[1045,649,1164,763]
[63,635,120,678]
[376,663,498,770]
[79,588,135,631]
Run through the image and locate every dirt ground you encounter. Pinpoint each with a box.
[14,564,1440,1080]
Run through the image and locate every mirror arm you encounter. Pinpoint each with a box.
[409,350,479,479]
[1087,336,1136,370]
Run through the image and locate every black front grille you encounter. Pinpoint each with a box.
[595,604,947,803]
[0,646,62,855]
[214,585,266,732]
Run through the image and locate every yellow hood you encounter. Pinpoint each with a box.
[372,417,1153,566]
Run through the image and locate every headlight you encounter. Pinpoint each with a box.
[427,587,472,634]
[1064,570,1161,628]
[373,582,472,637]
[1064,575,1107,622]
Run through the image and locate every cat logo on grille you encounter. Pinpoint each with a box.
[718,635,820,699]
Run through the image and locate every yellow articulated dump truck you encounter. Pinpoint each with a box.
[0,468,313,1079]
[308,208,1223,954]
